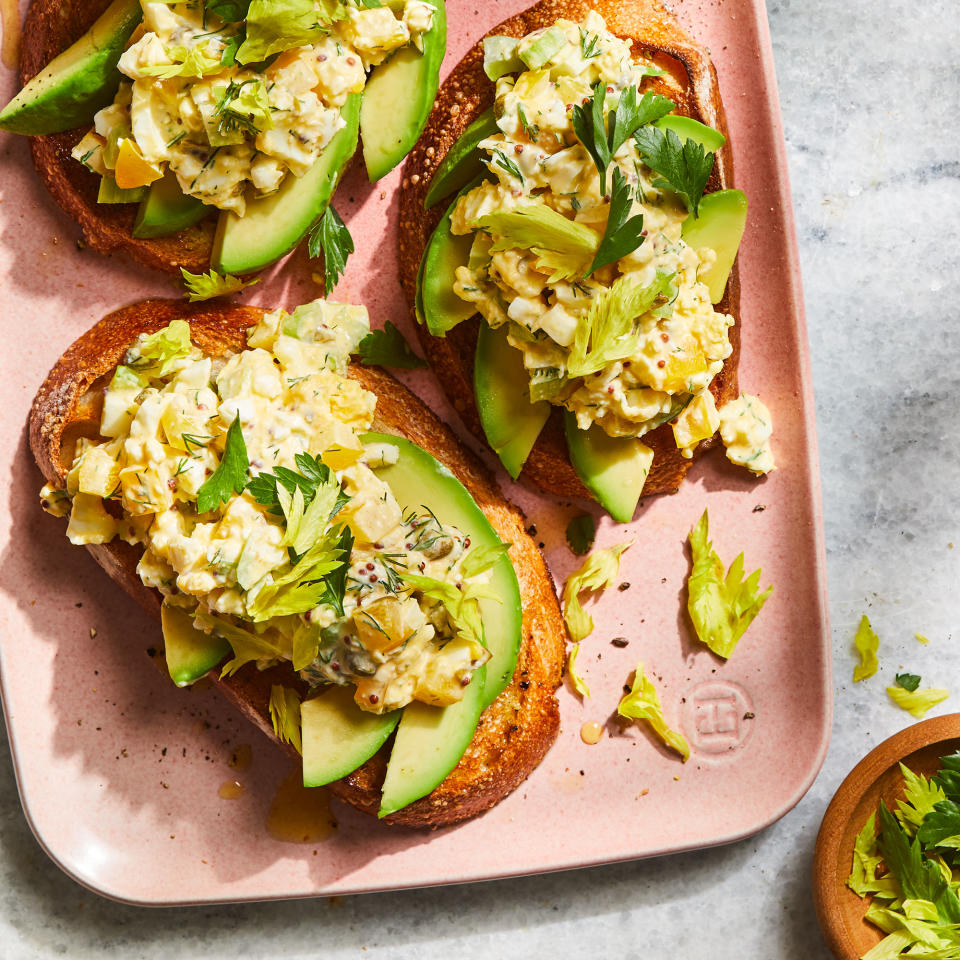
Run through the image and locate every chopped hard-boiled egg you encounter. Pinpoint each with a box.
[672,392,720,459]
[718,393,776,475]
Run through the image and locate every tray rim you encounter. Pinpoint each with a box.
[0,0,832,906]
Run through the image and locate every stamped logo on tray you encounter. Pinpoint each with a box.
[682,680,755,757]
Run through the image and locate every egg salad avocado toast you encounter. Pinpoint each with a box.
[2,0,446,276]
[399,0,775,521]
[30,298,564,826]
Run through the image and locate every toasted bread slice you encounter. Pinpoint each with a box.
[30,299,565,827]
[397,0,740,502]
[19,0,216,274]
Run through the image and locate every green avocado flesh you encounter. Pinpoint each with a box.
[681,189,748,304]
[364,432,522,706]
[97,175,145,204]
[360,0,446,182]
[423,107,497,209]
[565,411,654,522]
[161,604,229,688]
[655,115,726,153]
[378,666,485,818]
[366,432,521,815]
[474,323,550,479]
[301,686,400,788]
[211,93,360,275]
[133,172,209,239]
[414,237,428,325]
[419,178,485,336]
[0,0,142,136]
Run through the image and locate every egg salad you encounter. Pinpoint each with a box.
[449,10,773,473]
[40,300,498,714]
[718,393,775,475]
[71,0,435,213]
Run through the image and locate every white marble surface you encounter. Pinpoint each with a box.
[0,1,958,956]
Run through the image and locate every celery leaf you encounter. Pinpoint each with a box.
[181,267,258,302]
[887,686,949,719]
[567,643,590,698]
[876,801,960,922]
[561,541,632,642]
[853,614,880,682]
[127,319,194,376]
[618,662,689,761]
[847,813,883,896]
[268,684,303,754]
[686,508,772,659]
[236,0,340,64]
[567,269,675,378]
[471,204,599,282]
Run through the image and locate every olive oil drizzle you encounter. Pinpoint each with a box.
[266,768,337,844]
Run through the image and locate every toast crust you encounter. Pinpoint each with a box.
[397,0,741,502]
[29,299,565,827]
[19,0,216,274]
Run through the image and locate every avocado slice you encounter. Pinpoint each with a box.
[0,0,142,136]
[360,0,447,182]
[160,604,230,688]
[564,411,654,522]
[654,115,726,153]
[97,174,146,204]
[364,432,522,705]
[211,93,360,275]
[414,235,428,326]
[681,189,748,304]
[301,686,400,787]
[378,666,485,818]
[419,177,486,336]
[474,323,550,479]
[133,172,209,239]
[423,107,498,209]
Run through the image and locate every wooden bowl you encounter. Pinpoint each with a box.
[813,713,960,958]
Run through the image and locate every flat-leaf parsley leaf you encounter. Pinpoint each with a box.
[565,515,596,556]
[587,167,645,275]
[355,321,427,369]
[633,124,715,215]
[308,204,354,293]
[572,84,674,194]
[196,418,249,513]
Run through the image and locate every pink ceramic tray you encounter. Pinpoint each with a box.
[0,0,829,904]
